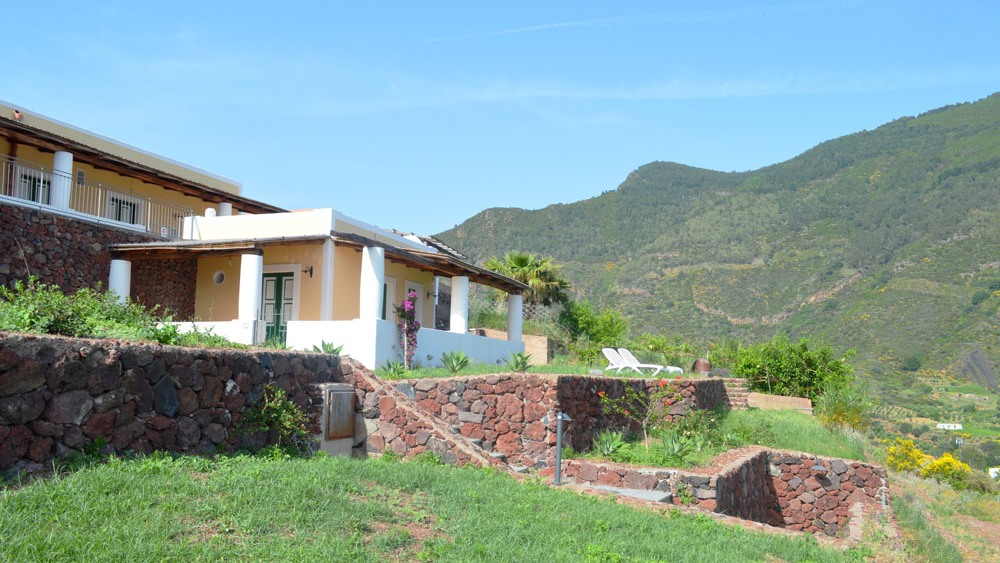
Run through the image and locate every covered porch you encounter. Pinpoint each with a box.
[109,231,527,371]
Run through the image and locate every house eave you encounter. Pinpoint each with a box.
[109,232,528,294]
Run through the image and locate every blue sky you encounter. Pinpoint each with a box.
[5,1,999,235]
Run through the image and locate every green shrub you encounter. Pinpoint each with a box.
[734,335,853,400]
[558,299,628,345]
[569,340,604,365]
[312,341,344,355]
[814,378,871,431]
[378,361,407,379]
[441,350,472,374]
[901,356,922,372]
[971,289,990,306]
[239,383,311,456]
[592,429,625,457]
[707,337,742,369]
[659,430,696,466]
[0,277,167,341]
[629,333,696,367]
[503,352,531,372]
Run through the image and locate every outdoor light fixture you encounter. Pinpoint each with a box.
[811,456,827,474]
[12,109,23,121]
[554,412,572,485]
[302,266,314,278]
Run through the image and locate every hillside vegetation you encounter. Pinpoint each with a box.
[439,94,1000,406]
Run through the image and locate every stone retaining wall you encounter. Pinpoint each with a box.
[388,374,747,468]
[392,374,560,467]
[0,332,338,474]
[0,202,196,318]
[559,448,888,538]
[0,332,500,475]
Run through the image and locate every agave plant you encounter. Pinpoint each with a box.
[592,429,625,458]
[441,350,472,375]
[311,340,344,355]
[503,352,532,372]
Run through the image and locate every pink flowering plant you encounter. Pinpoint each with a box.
[395,291,421,369]
[598,379,680,454]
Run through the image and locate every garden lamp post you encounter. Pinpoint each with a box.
[555,412,572,485]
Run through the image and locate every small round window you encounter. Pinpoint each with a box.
[213,271,226,285]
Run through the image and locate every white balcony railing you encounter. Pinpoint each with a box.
[1,156,193,239]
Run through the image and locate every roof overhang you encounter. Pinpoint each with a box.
[0,118,284,215]
[110,231,527,294]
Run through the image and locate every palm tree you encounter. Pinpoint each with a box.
[485,252,570,313]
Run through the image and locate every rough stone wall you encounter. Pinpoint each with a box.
[386,374,743,468]
[555,376,740,455]
[0,202,196,319]
[0,332,338,474]
[558,448,889,538]
[391,374,560,467]
[769,452,888,536]
[129,257,198,319]
[713,450,775,521]
[338,362,505,468]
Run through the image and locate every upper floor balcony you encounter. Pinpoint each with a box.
[1,155,193,239]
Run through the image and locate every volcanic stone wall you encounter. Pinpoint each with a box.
[389,374,748,468]
[0,201,196,318]
[559,448,888,538]
[0,332,339,474]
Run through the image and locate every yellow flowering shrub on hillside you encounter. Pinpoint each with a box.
[920,452,972,483]
[885,438,932,472]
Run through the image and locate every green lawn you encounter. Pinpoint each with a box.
[0,453,860,562]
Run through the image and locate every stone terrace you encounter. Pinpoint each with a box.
[1,333,887,543]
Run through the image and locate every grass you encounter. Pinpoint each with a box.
[723,409,869,460]
[889,471,1000,562]
[891,490,965,563]
[0,453,861,562]
[571,408,868,469]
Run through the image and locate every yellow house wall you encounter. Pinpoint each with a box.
[333,246,361,320]
[1,100,241,195]
[191,243,438,325]
[194,256,240,321]
[264,243,324,320]
[10,145,220,216]
[386,262,436,324]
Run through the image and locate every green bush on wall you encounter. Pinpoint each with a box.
[734,334,853,400]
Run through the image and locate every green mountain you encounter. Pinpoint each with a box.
[438,93,1000,394]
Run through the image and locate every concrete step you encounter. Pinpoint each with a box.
[590,485,672,503]
[489,452,507,462]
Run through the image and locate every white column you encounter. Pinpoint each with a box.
[51,151,73,209]
[359,246,385,320]
[319,239,335,321]
[506,294,523,343]
[238,253,264,321]
[218,202,233,216]
[449,276,469,334]
[108,259,131,304]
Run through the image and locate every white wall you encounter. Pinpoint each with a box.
[186,208,335,240]
[174,320,259,345]
[285,319,524,371]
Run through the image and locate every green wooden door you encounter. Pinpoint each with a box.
[262,273,294,343]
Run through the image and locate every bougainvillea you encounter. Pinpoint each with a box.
[395,291,420,369]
